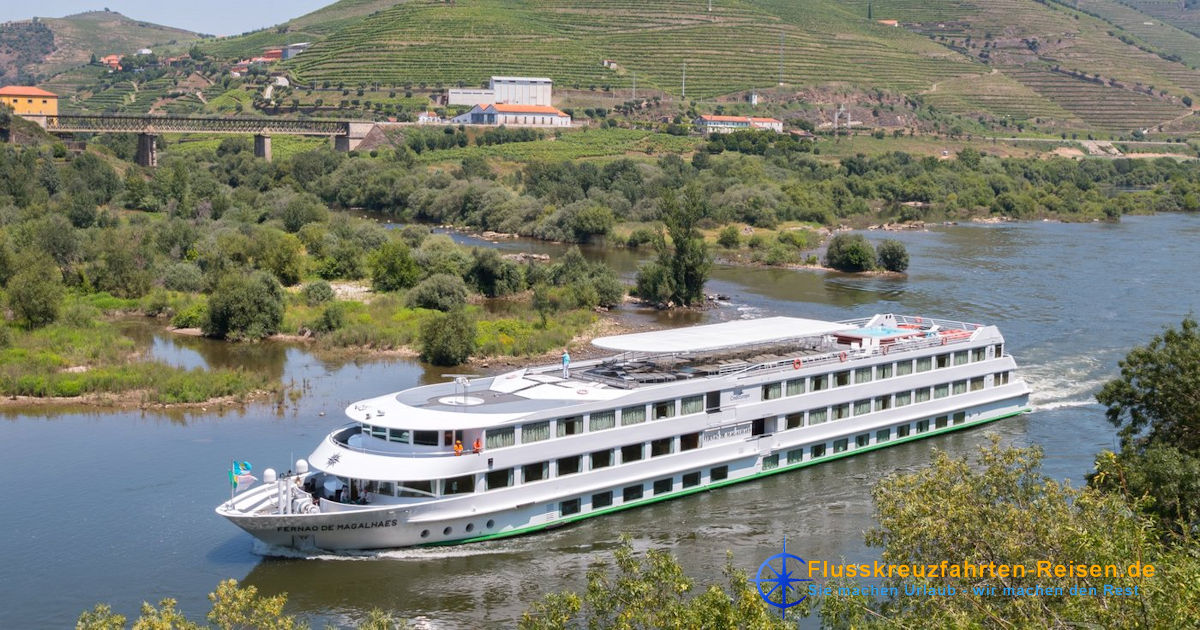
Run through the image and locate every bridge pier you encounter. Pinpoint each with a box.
[135,133,158,167]
[254,134,272,161]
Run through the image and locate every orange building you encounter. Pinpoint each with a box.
[0,86,59,116]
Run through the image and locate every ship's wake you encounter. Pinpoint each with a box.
[1020,352,1108,412]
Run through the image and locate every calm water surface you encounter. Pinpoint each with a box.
[2,215,1197,628]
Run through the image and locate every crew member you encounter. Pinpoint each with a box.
[454,440,464,456]
[562,347,571,379]
[473,437,483,454]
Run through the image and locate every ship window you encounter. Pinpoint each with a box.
[997,371,1010,385]
[875,395,891,410]
[652,400,676,420]
[787,448,804,464]
[681,395,704,415]
[994,343,1003,357]
[680,432,701,451]
[557,455,582,476]
[808,408,827,425]
[954,351,969,366]
[916,357,932,373]
[621,443,644,463]
[623,485,644,502]
[855,367,872,384]
[388,428,411,443]
[786,412,804,430]
[414,430,438,446]
[621,405,646,425]
[834,371,851,387]
[591,449,614,469]
[763,454,779,471]
[855,433,870,448]
[561,498,581,516]
[486,519,495,529]
[465,523,474,532]
[786,378,805,396]
[486,468,513,490]
[833,403,851,420]
[833,438,848,453]
[711,465,728,481]
[762,382,782,400]
[876,429,891,443]
[651,438,674,457]
[953,411,967,425]
[895,391,912,407]
[916,420,929,433]
[877,363,892,379]
[369,425,387,439]
[916,388,931,403]
[682,471,702,488]
[953,380,967,395]
[557,416,583,437]
[522,421,551,443]
[897,424,911,438]
[654,478,673,495]
[970,377,985,391]
[896,360,913,376]
[421,529,430,538]
[398,480,434,497]
[811,374,828,391]
[936,354,951,369]
[854,399,871,416]
[523,462,549,483]
[972,347,986,362]
[443,526,452,535]
[706,390,721,412]
[485,427,515,449]
[934,384,949,399]
[592,491,613,509]
[377,481,395,496]
[443,475,475,495]
[936,416,949,429]
[588,410,616,431]
[750,417,768,436]
[810,444,826,459]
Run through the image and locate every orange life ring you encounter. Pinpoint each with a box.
[793,358,802,370]
[839,351,848,362]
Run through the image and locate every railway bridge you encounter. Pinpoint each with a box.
[28,114,373,166]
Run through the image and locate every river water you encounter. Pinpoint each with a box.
[2,215,1198,628]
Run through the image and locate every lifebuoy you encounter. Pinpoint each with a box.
[839,351,848,362]
[793,358,802,370]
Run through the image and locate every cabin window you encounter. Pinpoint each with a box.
[654,478,673,495]
[833,438,849,453]
[561,498,581,516]
[522,421,551,443]
[936,354,951,369]
[376,481,395,496]
[972,347,986,362]
[953,380,967,395]
[810,444,826,459]
[896,360,913,376]
[369,425,387,439]
[787,448,804,464]
[897,424,911,438]
[443,475,475,495]
[854,399,871,416]
[762,382,782,400]
[786,378,805,396]
[954,351,969,366]
[710,465,729,481]
[680,432,701,451]
[936,416,949,429]
[621,405,646,425]
[953,411,967,425]
[557,455,582,476]
[855,434,870,448]
[763,454,779,470]
[413,430,439,446]
[650,438,674,457]
[994,343,1004,357]
[833,403,851,421]
[785,412,804,430]
[623,485,644,502]
[591,449,614,469]
[523,462,549,483]
[682,471,702,488]
[877,363,892,379]
[388,428,411,444]
[876,428,891,443]
[681,395,705,415]
[705,391,721,412]
[875,395,892,411]
[589,410,616,432]
[855,367,873,384]
[916,357,932,373]
[592,491,613,509]
[621,443,644,463]
[808,408,828,425]
[811,374,828,391]
[653,400,676,420]
[486,468,513,490]
[895,391,912,407]
[934,384,950,399]
[557,416,583,437]
[397,480,434,498]
[834,371,851,387]
[915,388,932,403]
[751,417,769,436]
[485,427,515,449]
[916,420,930,433]
[996,371,1010,385]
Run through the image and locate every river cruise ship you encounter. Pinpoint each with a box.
[218,314,1030,551]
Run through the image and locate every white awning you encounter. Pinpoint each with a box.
[592,316,854,354]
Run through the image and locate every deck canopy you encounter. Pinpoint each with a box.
[592,316,854,354]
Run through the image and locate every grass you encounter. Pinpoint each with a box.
[414,127,701,164]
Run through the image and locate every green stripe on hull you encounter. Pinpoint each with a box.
[431,406,1032,547]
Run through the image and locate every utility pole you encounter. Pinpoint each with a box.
[682,62,687,98]
[708,0,712,12]
[778,31,784,85]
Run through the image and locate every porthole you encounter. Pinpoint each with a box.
[443,526,452,536]
[420,529,429,538]
[486,519,495,529]
[465,523,475,533]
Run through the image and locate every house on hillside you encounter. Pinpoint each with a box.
[693,114,783,134]
[99,54,122,70]
[261,48,283,61]
[451,103,571,127]
[0,86,59,118]
[417,110,443,124]
[282,43,311,60]
[448,76,554,106]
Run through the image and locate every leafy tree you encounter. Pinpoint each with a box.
[405,273,469,311]
[162,262,206,293]
[300,280,335,306]
[875,239,909,272]
[252,230,305,286]
[418,308,476,366]
[368,240,420,292]
[716,225,741,248]
[634,189,711,306]
[824,233,876,272]
[7,254,63,328]
[468,248,524,297]
[203,272,284,340]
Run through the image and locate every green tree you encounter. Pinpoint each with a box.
[368,240,420,292]
[405,273,469,311]
[418,308,476,366]
[824,233,876,272]
[203,271,284,340]
[875,239,909,272]
[634,189,711,306]
[716,225,741,248]
[252,230,305,286]
[300,280,335,306]
[7,254,63,328]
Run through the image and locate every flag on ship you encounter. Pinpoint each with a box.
[229,461,256,491]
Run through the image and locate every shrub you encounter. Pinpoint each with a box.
[468,249,524,297]
[300,280,335,306]
[203,271,284,340]
[418,308,476,366]
[405,273,469,311]
[625,228,656,248]
[368,240,420,292]
[171,300,208,328]
[716,225,741,248]
[162,262,205,292]
[876,239,910,272]
[309,302,346,333]
[824,233,876,272]
[7,256,63,328]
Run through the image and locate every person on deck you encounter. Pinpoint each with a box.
[454,440,464,456]
[562,347,571,379]
[473,437,483,454]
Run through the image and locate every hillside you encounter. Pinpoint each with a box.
[0,10,199,85]
[199,0,403,59]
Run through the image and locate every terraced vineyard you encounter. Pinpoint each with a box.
[1122,0,1200,37]
[1004,67,1188,131]
[1076,0,1200,67]
[921,71,1080,123]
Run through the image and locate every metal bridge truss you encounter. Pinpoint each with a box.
[43,114,350,137]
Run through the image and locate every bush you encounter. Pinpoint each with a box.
[368,240,420,292]
[625,228,656,248]
[418,308,476,366]
[309,302,346,333]
[203,272,284,340]
[7,256,63,328]
[171,300,208,328]
[716,225,741,248]
[162,262,205,292]
[824,233,876,272]
[876,239,910,272]
[300,280,335,306]
[405,273,469,311]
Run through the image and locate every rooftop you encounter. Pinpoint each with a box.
[0,86,58,98]
[592,316,849,354]
[488,103,569,116]
[491,76,552,83]
[697,114,782,124]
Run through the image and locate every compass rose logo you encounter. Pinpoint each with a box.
[754,539,813,618]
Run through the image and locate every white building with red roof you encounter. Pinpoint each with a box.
[451,103,571,127]
[694,114,783,135]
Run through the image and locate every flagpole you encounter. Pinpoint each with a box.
[230,459,235,506]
